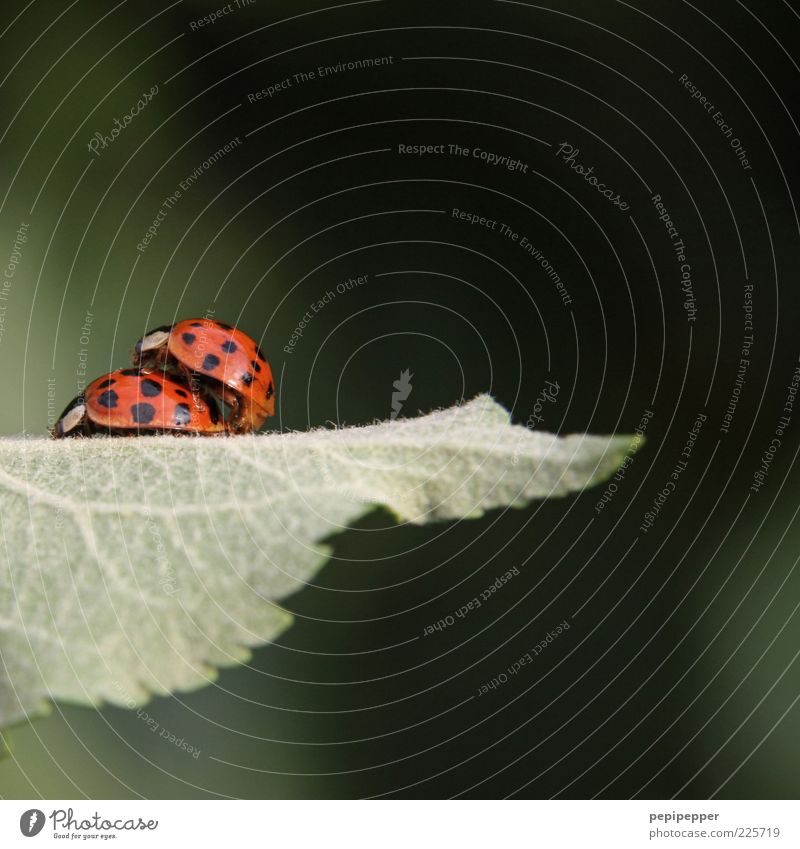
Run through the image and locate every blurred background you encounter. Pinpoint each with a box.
[1,0,799,798]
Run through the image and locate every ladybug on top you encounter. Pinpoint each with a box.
[51,318,274,438]
[133,318,274,434]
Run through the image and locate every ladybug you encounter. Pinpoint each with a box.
[51,368,225,438]
[132,318,274,433]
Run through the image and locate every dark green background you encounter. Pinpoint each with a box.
[1,0,799,798]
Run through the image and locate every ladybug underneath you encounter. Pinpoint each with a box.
[133,319,274,434]
[52,368,224,438]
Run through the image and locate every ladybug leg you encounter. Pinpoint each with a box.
[177,363,195,385]
[229,396,269,434]
[199,384,227,435]
[68,417,98,438]
[207,384,252,434]
[217,385,246,433]
[169,362,200,395]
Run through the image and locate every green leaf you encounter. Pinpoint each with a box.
[0,395,634,728]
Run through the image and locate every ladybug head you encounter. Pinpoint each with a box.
[132,324,173,364]
[52,395,87,438]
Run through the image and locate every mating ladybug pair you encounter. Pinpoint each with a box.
[52,319,274,438]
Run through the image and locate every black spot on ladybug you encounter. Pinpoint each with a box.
[182,332,197,346]
[97,378,116,389]
[202,354,220,371]
[131,403,156,424]
[97,390,119,409]
[221,340,237,353]
[141,378,162,397]
[119,368,140,377]
[175,389,188,398]
[174,403,191,426]
[266,381,274,400]
[190,321,203,327]
[215,321,233,330]
[251,360,261,373]
[241,372,253,386]
[255,346,266,362]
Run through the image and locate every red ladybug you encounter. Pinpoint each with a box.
[51,368,225,438]
[133,318,274,433]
